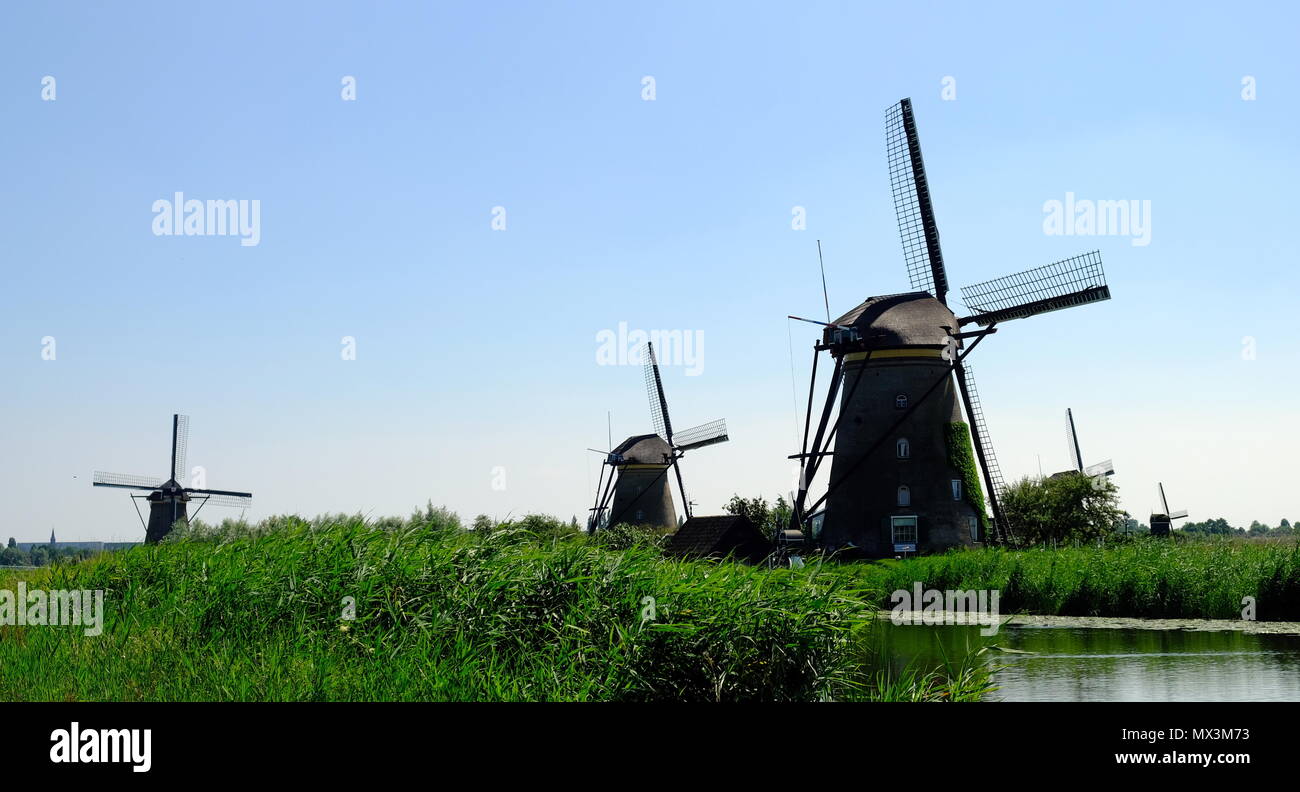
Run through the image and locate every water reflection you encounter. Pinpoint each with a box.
[863,620,1300,702]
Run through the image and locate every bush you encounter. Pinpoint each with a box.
[590,522,666,551]
[1001,473,1124,546]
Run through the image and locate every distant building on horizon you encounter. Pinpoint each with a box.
[14,540,140,553]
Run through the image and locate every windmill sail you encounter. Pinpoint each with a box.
[674,419,729,451]
[92,471,164,490]
[642,343,673,445]
[958,251,1109,326]
[1084,459,1115,478]
[1066,409,1083,472]
[172,414,190,484]
[954,363,1007,538]
[886,98,949,304]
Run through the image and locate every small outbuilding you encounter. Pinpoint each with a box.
[664,515,774,564]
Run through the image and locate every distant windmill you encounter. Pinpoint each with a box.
[1149,482,1188,537]
[787,97,1112,557]
[588,343,729,533]
[93,414,253,543]
[1053,408,1115,480]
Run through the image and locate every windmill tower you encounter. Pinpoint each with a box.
[788,97,1112,557]
[1052,408,1115,481]
[93,414,253,543]
[1149,483,1188,537]
[588,343,729,533]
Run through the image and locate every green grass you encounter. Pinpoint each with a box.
[0,515,991,702]
[842,538,1300,620]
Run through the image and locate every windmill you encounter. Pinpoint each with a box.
[93,414,253,543]
[1149,482,1188,537]
[787,97,1112,557]
[588,342,729,533]
[1053,408,1115,481]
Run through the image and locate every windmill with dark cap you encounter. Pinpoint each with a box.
[93,414,253,543]
[786,97,1113,557]
[588,343,729,533]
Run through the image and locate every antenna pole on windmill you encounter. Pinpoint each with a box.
[817,239,831,323]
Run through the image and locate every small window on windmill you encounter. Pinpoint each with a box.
[891,516,917,547]
[809,510,825,538]
[895,394,908,409]
[951,479,962,500]
[968,515,980,541]
[897,485,911,507]
[896,438,910,459]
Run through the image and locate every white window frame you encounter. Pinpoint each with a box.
[895,394,908,409]
[951,479,962,500]
[891,516,918,545]
[897,485,910,507]
[896,438,910,459]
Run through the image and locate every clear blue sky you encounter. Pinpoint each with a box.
[2,1,1298,541]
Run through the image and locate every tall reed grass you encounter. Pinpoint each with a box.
[0,514,990,701]
[846,538,1300,620]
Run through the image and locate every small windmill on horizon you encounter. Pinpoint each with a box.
[588,343,729,533]
[92,414,253,543]
[1051,408,1115,482]
[1149,482,1189,537]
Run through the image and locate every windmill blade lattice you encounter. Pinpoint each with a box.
[642,343,673,444]
[674,419,729,451]
[886,98,949,303]
[192,492,253,509]
[1066,408,1083,472]
[172,414,190,484]
[92,471,164,490]
[959,251,1109,326]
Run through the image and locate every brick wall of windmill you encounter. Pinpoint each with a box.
[821,357,979,556]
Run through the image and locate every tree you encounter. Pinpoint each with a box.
[6,537,15,549]
[1000,472,1124,545]
[723,494,793,537]
[1182,517,1235,536]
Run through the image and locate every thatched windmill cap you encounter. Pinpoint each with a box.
[826,292,959,349]
[611,434,673,465]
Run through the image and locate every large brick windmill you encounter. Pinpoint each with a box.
[93,414,253,543]
[588,343,729,533]
[787,97,1112,557]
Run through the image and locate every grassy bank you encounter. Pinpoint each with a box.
[0,516,990,702]
[845,539,1300,621]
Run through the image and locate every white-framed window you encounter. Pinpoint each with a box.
[897,485,911,507]
[968,515,980,541]
[895,394,908,409]
[896,438,910,459]
[891,516,918,545]
[809,511,825,539]
[951,479,962,500]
